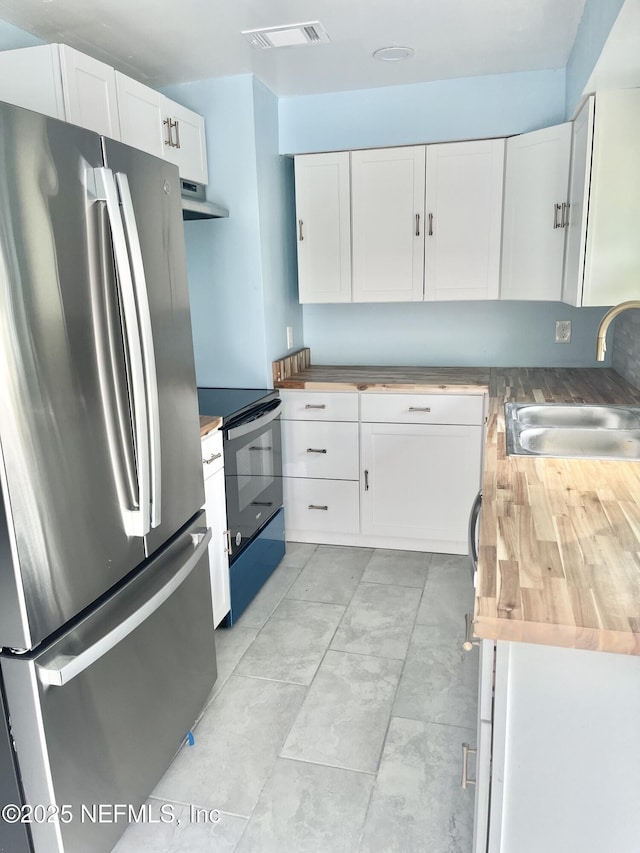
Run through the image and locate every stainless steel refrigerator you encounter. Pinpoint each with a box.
[0,101,217,852]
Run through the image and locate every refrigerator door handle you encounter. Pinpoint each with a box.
[36,528,211,687]
[116,172,162,529]
[95,167,151,538]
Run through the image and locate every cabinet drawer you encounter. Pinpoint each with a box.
[201,430,223,478]
[360,392,485,425]
[280,390,359,422]
[284,478,359,534]
[281,421,359,480]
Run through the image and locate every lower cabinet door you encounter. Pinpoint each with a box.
[204,467,231,628]
[360,422,482,546]
[284,477,359,534]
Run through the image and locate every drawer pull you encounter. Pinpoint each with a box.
[305,404,326,410]
[408,407,431,413]
[203,452,222,464]
[463,613,480,652]
[307,447,327,454]
[249,446,272,451]
[461,743,477,790]
[308,504,328,511]
[364,469,369,491]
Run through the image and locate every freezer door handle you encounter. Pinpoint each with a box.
[95,167,151,538]
[36,528,211,687]
[116,172,162,529]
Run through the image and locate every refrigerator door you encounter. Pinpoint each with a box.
[0,103,147,651]
[1,511,217,853]
[101,139,205,557]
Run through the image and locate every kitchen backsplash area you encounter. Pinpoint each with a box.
[612,310,640,390]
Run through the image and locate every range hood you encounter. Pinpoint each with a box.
[180,179,229,221]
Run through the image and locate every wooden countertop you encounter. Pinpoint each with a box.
[274,355,640,656]
[199,415,222,437]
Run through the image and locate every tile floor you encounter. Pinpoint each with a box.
[113,543,479,853]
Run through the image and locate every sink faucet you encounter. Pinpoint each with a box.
[595,300,640,361]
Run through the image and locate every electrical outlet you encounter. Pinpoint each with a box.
[286,326,294,350]
[555,320,572,343]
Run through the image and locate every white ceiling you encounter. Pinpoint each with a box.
[585,0,640,94]
[0,0,588,96]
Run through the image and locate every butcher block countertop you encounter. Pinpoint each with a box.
[273,351,640,656]
[199,415,222,437]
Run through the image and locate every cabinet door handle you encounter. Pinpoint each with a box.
[308,504,328,511]
[463,613,480,652]
[428,213,433,236]
[415,213,420,236]
[408,406,431,412]
[203,452,222,464]
[173,119,181,149]
[224,529,233,555]
[307,447,327,454]
[364,469,369,491]
[553,202,562,229]
[163,117,173,147]
[305,404,326,409]
[298,219,304,241]
[461,743,477,790]
[562,202,570,228]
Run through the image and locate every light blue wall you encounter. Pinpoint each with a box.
[565,0,625,117]
[163,75,269,388]
[0,21,44,50]
[279,68,612,369]
[304,303,609,368]
[279,69,566,153]
[252,78,303,372]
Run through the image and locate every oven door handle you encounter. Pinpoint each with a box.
[226,400,282,441]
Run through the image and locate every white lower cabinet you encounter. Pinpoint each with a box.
[280,389,485,552]
[470,639,640,852]
[201,430,230,628]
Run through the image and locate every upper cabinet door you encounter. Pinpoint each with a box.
[163,98,208,185]
[294,152,352,303]
[115,72,166,159]
[352,146,426,302]
[425,139,504,301]
[58,45,121,139]
[501,123,571,301]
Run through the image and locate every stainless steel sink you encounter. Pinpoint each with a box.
[509,403,640,430]
[505,403,640,460]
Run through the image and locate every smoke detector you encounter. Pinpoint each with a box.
[242,21,331,49]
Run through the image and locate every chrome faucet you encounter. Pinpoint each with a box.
[595,301,640,361]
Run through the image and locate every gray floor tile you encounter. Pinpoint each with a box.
[282,650,402,773]
[330,582,422,660]
[236,759,374,853]
[393,624,479,729]
[234,598,345,685]
[207,625,259,702]
[112,799,247,853]
[152,676,305,817]
[361,549,431,588]
[358,717,474,853]
[416,554,475,634]
[286,545,373,605]
[280,541,318,568]
[235,565,302,629]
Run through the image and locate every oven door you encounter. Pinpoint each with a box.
[224,400,283,561]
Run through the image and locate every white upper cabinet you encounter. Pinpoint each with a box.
[294,152,352,303]
[351,146,426,302]
[425,139,504,301]
[116,74,208,184]
[563,89,640,307]
[58,45,121,138]
[0,44,65,119]
[115,73,166,158]
[500,123,571,301]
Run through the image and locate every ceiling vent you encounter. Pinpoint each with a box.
[242,22,330,50]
